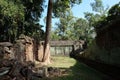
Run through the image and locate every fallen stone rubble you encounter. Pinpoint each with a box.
[0,59,43,80]
[0,59,69,80]
[0,58,72,80]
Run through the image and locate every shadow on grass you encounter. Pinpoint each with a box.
[47,59,108,80]
[68,61,108,80]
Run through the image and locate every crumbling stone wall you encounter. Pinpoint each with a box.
[96,20,120,49]
[0,35,46,64]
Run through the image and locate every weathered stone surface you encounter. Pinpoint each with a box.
[0,42,14,60]
[14,34,34,63]
[38,42,44,61]
[25,43,34,62]
[0,42,13,47]
[14,41,25,63]
[47,67,61,77]
[0,59,43,80]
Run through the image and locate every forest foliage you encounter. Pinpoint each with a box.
[0,0,45,42]
[0,0,120,44]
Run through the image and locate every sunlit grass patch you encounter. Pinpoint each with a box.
[48,56,76,68]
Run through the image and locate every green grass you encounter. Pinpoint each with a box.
[48,56,76,68]
[45,56,108,80]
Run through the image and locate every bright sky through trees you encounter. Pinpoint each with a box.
[72,0,120,18]
[40,0,120,31]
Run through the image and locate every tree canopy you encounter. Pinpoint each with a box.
[53,0,81,17]
[0,0,45,42]
[0,0,119,44]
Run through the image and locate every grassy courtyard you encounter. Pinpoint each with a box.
[46,56,108,80]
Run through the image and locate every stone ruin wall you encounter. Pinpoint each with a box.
[0,35,44,63]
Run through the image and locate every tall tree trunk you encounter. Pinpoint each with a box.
[42,0,52,64]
